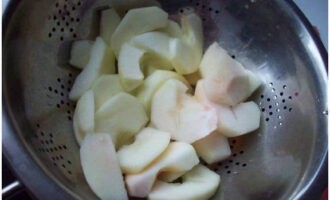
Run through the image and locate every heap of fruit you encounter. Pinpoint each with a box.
[69,4,261,200]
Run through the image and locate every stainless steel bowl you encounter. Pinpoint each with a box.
[3,0,327,199]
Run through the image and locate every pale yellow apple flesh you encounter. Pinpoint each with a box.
[157,20,183,38]
[95,92,148,149]
[111,7,168,56]
[100,8,121,45]
[117,127,171,174]
[118,43,145,91]
[125,142,199,197]
[158,171,186,182]
[149,164,220,200]
[91,75,124,110]
[69,40,93,69]
[151,79,217,143]
[69,37,116,101]
[80,133,128,200]
[136,70,190,115]
[193,131,231,164]
[184,71,201,86]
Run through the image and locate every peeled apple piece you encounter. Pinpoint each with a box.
[136,70,190,115]
[69,40,93,69]
[151,79,217,143]
[74,91,95,144]
[118,43,145,91]
[69,37,116,101]
[95,92,148,149]
[193,131,231,164]
[195,80,261,137]
[117,127,171,174]
[149,164,220,200]
[181,13,203,64]
[157,20,183,38]
[100,8,121,45]
[184,71,201,86]
[246,70,262,97]
[109,0,161,17]
[199,42,252,106]
[91,75,124,110]
[125,142,199,198]
[170,38,200,74]
[111,7,168,56]
[132,32,172,61]
[80,133,128,200]
[158,171,186,182]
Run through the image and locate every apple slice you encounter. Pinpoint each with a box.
[170,38,200,74]
[69,37,116,101]
[125,142,199,197]
[111,7,168,56]
[69,40,93,69]
[91,75,124,110]
[132,32,172,61]
[109,0,161,17]
[181,13,203,63]
[118,43,145,91]
[80,133,128,200]
[151,79,217,143]
[195,80,261,137]
[117,127,171,174]
[100,8,121,45]
[149,164,220,200]
[136,70,190,115]
[157,20,183,38]
[193,131,231,164]
[142,53,173,76]
[199,42,262,106]
[95,92,148,149]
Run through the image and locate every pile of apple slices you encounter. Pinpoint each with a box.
[69,5,262,200]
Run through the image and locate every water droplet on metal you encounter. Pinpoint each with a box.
[276,108,280,112]
[323,110,328,115]
[279,122,283,126]
[274,126,277,129]
[275,102,279,106]
[273,95,277,99]
[272,88,276,92]
[278,115,282,119]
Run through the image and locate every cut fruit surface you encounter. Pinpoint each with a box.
[125,142,199,197]
[111,7,168,56]
[80,133,128,200]
[117,127,171,174]
[69,37,116,101]
[149,164,220,200]
[69,40,93,69]
[151,79,217,143]
[100,8,121,45]
[95,92,148,149]
[118,43,145,91]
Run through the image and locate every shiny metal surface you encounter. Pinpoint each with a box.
[3,0,327,200]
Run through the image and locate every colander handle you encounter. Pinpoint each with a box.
[2,180,23,198]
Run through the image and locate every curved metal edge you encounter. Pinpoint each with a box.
[2,1,76,200]
[284,1,328,200]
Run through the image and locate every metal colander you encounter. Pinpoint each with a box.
[3,0,327,199]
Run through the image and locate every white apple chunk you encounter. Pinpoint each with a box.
[246,70,262,97]
[170,38,200,74]
[157,20,183,38]
[149,164,220,200]
[118,43,145,91]
[69,40,93,69]
[69,37,116,101]
[132,32,172,61]
[142,53,173,76]
[181,13,203,63]
[151,79,217,143]
[95,92,148,149]
[111,7,168,56]
[80,133,128,200]
[117,127,171,174]
[91,75,124,110]
[100,8,121,45]
[199,42,254,106]
[125,142,199,197]
[136,70,190,115]
[109,0,161,17]
[193,131,231,164]
[195,80,261,137]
